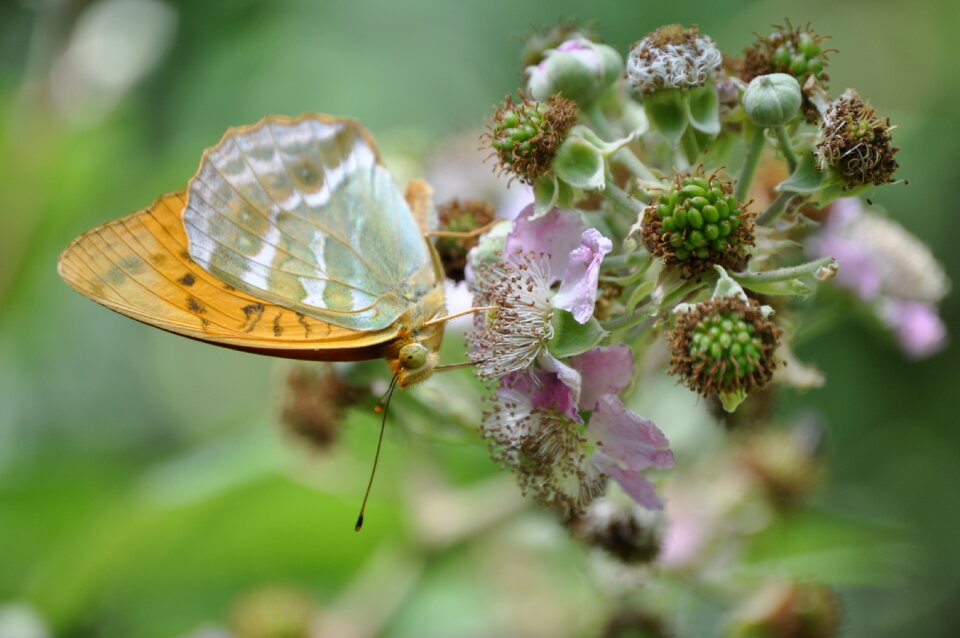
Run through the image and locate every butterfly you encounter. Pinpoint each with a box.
[58,113,456,388]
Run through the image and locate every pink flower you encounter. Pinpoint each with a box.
[483,346,673,513]
[880,300,948,359]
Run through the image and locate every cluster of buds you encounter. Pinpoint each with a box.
[640,174,754,276]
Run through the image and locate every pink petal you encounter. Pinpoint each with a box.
[589,395,673,471]
[881,300,948,359]
[570,345,634,410]
[504,205,586,281]
[503,356,582,423]
[593,453,665,510]
[552,228,613,323]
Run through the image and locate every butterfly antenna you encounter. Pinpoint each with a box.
[355,373,399,532]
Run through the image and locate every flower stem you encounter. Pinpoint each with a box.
[735,127,766,202]
[601,183,647,219]
[773,125,799,173]
[756,190,794,225]
[659,278,707,309]
[732,256,837,285]
[583,102,659,182]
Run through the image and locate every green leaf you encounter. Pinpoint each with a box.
[532,175,560,218]
[548,310,607,358]
[686,83,721,135]
[776,150,823,193]
[553,136,605,191]
[643,88,688,147]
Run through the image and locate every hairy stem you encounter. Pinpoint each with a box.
[602,183,647,218]
[773,125,799,173]
[732,256,837,284]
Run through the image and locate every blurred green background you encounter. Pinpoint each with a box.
[1,0,958,636]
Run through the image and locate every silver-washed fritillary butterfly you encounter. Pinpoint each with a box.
[58,114,450,388]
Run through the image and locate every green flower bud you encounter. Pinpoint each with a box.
[641,173,755,277]
[526,37,623,105]
[742,73,801,127]
[741,21,832,122]
[482,93,578,185]
[668,295,781,400]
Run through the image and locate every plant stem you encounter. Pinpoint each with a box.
[601,183,647,219]
[735,127,766,202]
[756,190,794,225]
[584,102,659,182]
[773,125,799,173]
[732,256,837,285]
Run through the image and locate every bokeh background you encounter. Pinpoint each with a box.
[1,0,958,636]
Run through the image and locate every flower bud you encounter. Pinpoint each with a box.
[626,25,722,95]
[816,89,899,189]
[526,37,623,105]
[641,173,755,277]
[743,73,801,127]
[482,93,578,185]
[668,295,781,402]
[742,22,832,122]
[520,21,598,69]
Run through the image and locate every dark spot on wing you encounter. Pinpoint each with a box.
[223,283,236,291]
[241,303,265,332]
[296,312,311,338]
[178,273,196,286]
[273,313,283,337]
[151,253,168,266]
[179,249,192,261]
[187,296,206,314]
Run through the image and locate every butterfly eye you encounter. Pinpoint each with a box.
[398,343,428,370]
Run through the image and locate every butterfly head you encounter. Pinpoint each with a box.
[393,342,439,387]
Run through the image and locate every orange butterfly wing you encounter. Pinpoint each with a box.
[57,191,402,361]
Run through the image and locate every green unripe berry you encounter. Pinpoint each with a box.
[688,209,704,229]
[702,205,719,223]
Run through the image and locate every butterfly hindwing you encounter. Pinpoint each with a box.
[57,191,402,360]
[182,114,437,332]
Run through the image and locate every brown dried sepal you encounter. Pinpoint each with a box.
[640,174,756,279]
[667,296,781,397]
[483,93,578,185]
[435,198,496,281]
[817,90,899,188]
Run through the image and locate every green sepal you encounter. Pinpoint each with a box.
[532,174,575,219]
[686,83,721,136]
[776,151,822,194]
[719,388,748,413]
[735,277,812,297]
[548,309,607,358]
[644,88,688,147]
[553,135,606,191]
[620,98,650,137]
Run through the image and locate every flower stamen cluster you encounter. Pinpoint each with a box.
[626,24,722,94]
[468,251,555,378]
[816,89,899,188]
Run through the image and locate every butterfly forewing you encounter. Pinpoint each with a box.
[58,191,403,360]
[183,115,436,332]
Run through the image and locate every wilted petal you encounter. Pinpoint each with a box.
[593,453,665,510]
[553,228,613,323]
[570,345,634,410]
[589,395,673,471]
[881,300,948,359]
[504,205,586,279]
